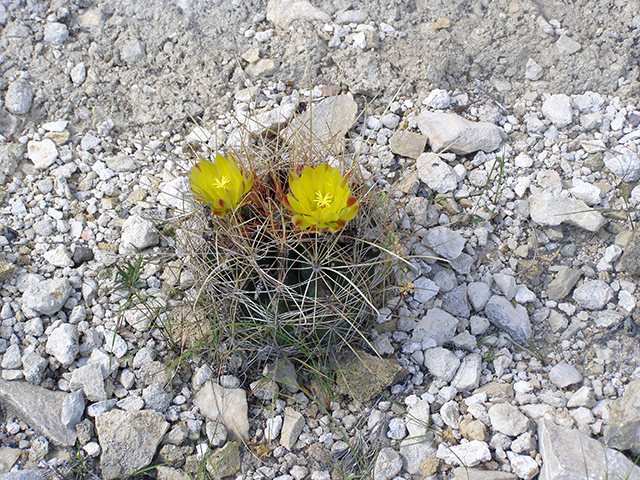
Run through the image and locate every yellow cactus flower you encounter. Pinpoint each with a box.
[285,163,359,232]
[190,153,253,215]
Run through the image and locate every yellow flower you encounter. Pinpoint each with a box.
[285,163,358,232]
[190,153,253,215]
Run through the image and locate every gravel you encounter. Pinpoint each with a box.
[1,0,640,479]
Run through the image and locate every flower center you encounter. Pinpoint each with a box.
[315,191,333,209]
[213,175,230,189]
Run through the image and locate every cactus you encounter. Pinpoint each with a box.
[179,129,401,366]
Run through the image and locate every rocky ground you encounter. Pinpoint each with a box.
[1,0,640,479]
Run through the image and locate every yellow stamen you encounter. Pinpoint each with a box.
[213,175,230,189]
[315,191,333,209]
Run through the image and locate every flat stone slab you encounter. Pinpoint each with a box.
[96,409,169,480]
[529,192,606,232]
[389,130,428,159]
[0,379,76,446]
[194,381,250,440]
[603,380,640,454]
[417,111,503,155]
[335,350,408,402]
[547,266,582,301]
[0,447,21,474]
[285,94,357,157]
[484,295,531,344]
[618,229,640,277]
[538,417,640,480]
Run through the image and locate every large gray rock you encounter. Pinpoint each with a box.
[538,417,640,480]
[529,192,606,232]
[27,139,58,170]
[413,276,439,303]
[335,350,408,403]
[285,94,357,157]
[22,278,73,316]
[416,153,458,193]
[441,284,470,318]
[424,227,466,261]
[45,323,79,366]
[417,111,503,155]
[451,353,482,391]
[4,80,33,115]
[541,94,573,128]
[96,409,169,480]
[467,282,491,311]
[547,267,582,301]
[0,379,76,446]
[266,0,331,29]
[548,362,583,388]
[119,215,159,254]
[619,229,640,277]
[43,22,69,44]
[69,363,106,402]
[413,308,459,346]
[488,404,530,436]
[484,295,531,343]
[424,347,460,382]
[603,380,640,455]
[436,440,491,467]
[373,447,403,480]
[572,280,614,310]
[194,381,250,440]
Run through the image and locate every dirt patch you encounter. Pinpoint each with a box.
[1,0,638,138]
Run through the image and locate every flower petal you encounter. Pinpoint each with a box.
[285,162,359,231]
[190,154,253,214]
[286,194,312,215]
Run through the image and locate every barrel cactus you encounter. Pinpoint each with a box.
[179,140,399,366]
